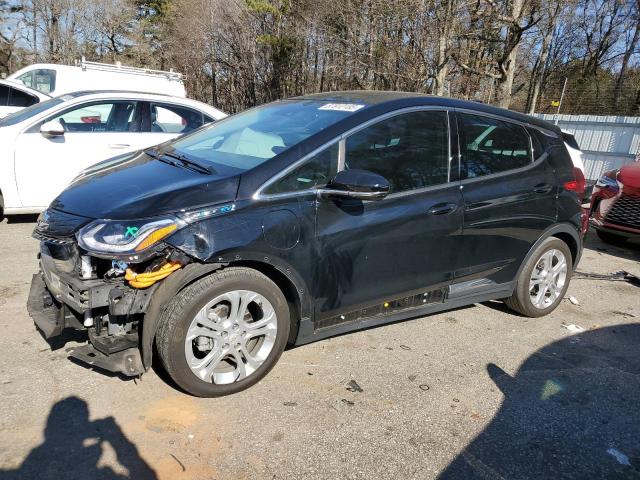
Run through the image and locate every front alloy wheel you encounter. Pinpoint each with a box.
[185,290,278,384]
[156,267,289,397]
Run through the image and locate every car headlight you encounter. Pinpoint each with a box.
[77,203,236,258]
[595,173,619,189]
[77,217,185,256]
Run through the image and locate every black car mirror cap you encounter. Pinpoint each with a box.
[318,169,390,201]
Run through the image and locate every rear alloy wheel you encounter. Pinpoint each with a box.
[528,249,567,309]
[505,237,573,317]
[156,267,289,397]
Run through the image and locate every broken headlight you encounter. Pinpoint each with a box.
[77,217,185,257]
[76,203,236,259]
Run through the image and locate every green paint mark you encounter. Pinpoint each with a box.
[125,226,139,239]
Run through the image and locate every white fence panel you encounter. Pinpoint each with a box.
[534,114,640,180]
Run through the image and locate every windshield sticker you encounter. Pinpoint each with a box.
[318,103,365,112]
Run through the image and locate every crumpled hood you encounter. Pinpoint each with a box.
[50,151,240,220]
[618,162,640,188]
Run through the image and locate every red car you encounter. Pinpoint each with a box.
[590,161,640,244]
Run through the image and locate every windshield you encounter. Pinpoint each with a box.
[0,96,67,127]
[169,100,361,172]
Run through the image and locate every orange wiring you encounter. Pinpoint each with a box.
[125,261,182,288]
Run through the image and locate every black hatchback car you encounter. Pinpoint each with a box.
[28,91,585,397]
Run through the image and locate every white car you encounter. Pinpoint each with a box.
[0,91,226,215]
[0,79,51,119]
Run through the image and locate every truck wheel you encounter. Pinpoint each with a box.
[156,267,290,397]
[505,237,572,318]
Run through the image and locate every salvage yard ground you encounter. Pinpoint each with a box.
[0,216,638,480]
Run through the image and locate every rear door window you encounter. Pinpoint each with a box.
[150,103,205,134]
[458,113,532,179]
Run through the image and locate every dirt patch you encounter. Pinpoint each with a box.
[143,395,200,434]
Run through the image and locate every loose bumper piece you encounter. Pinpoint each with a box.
[68,344,144,376]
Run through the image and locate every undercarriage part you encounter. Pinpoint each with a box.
[69,344,144,376]
[125,261,182,288]
[88,327,138,355]
[27,273,82,338]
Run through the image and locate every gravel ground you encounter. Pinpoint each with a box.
[0,216,638,480]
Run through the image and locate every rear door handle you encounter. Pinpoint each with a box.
[108,144,130,149]
[428,202,458,215]
[533,183,553,194]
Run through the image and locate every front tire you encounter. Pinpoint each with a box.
[156,267,290,397]
[505,237,572,318]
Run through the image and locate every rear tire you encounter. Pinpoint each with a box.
[596,229,628,246]
[156,267,290,397]
[505,237,573,318]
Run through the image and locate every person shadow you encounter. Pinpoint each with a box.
[438,324,640,479]
[0,396,157,480]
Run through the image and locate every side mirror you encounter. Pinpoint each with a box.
[40,120,65,137]
[318,169,390,201]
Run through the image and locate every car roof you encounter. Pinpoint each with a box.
[54,90,175,98]
[53,90,226,118]
[292,90,561,134]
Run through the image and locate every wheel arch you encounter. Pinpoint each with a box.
[141,256,311,371]
[515,223,582,283]
[230,260,305,346]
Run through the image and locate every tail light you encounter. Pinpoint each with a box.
[564,168,586,196]
[564,168,589,234]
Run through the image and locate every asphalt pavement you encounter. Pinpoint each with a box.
[0,216,638,480]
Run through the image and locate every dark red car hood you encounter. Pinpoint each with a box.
[619,162,640,188]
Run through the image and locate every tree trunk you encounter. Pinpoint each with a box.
[494,0,525,108]
[434,0,455,96]
[527,3,559,114]
[614,2,640,109]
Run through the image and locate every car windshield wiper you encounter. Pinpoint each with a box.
[154,150,212,175]
[145,147,161,158]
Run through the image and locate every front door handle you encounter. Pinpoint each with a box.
[428,202,458,215]
[533,183,553,194]
[108,144,130,149]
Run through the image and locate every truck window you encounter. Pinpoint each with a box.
[17,69,56,94]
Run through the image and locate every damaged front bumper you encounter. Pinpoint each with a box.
[27,248,152,377]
